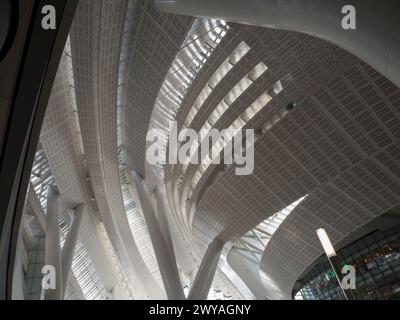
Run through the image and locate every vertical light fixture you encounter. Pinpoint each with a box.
[316,228,355,300]
[316,228,337,257]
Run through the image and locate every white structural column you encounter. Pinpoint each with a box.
[44,185,62,300]
[61,204,84,298]
[131,171,185,300]
[188,238,224,300]
[154,185,176,260]
[227,249,269,300]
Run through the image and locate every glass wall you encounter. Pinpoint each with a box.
[295,224,400,300]
[24,236,45,300]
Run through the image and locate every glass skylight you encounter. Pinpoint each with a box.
[182,62,268,177]
[208,61,232,89]
[224,77,253,105]
[144,18,231,180]
[188,90,272,191]
[184,41,251,129]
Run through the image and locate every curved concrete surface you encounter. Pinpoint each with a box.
[227,249,269,300]
[156,0,400,89]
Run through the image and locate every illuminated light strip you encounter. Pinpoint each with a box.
[184,41,251,129]
[182,61,268,176]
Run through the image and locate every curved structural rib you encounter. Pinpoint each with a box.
[40,49,121,297]
[155,0,400,89]
[70,0,163,299]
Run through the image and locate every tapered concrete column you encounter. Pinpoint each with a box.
[44,185,62,300]
[188,238,224,300]
[227,249,269,300]
[131,171,185,300]
[156,0,400,89]
[61,204,84,298]
[154,185,176,259]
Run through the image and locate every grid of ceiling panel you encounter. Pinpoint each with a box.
[186,24,400,299]
[170,20,362,208]
[169,38,273,228]
[182,74,293,225]
[174,36,297,230]
[188,26,366,240]
[122,0,193,176]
